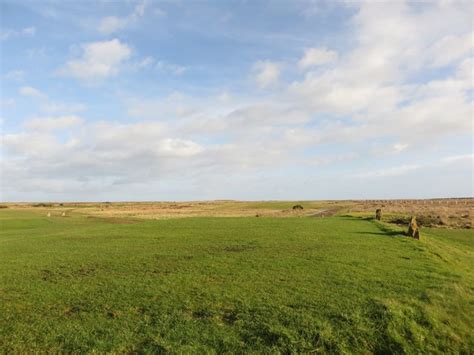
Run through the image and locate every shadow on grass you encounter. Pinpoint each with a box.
[355,230,405,237]
[338,215,372,221]
[340,214,406,237]
[373,222,407,238]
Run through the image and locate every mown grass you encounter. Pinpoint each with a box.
[0,209,472,353]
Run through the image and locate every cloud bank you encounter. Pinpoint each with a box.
[1,0,472,201]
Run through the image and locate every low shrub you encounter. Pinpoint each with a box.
[388,215,446,227]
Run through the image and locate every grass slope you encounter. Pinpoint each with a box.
[1,210,473,353]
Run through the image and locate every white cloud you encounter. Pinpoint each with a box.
[40,102,86,114]
[25,46,48,60]
[137,56,154,69]
[58,39,131,84]
[298,47,338,68]
[5,70,25,81]
[133,57,188,74]
[0,26,36,41]
[127,92,200,120]
[355,154,474,179]
[456,57,474,81]
[429,31,474,68]
[0,98,16,109]
[2,1,473,200]
[98,0,151,34]
[306,152,359,166]
[22,27,36,36]
[18,85,86,114]
[1,119,206,195]
[155,61,188,75]
[441,154,474,164]
[1,132,63,157]
[287,0,473,144]
[253,60,281,88]
[154,8,167,17]
[356,164,422,178]
[392,143,409,154]
[38,7,60,19]
[98,16,129,35]
[158,138,203,157]
[24,115,84,131]
[217,91,231,103]
[19,86,46,98]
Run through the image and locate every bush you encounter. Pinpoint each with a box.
[388,215,446,227]
[292,205,304,210]
[33,203,53,207]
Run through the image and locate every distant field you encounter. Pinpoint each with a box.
[3,198,472,228]
[1,208,473,353]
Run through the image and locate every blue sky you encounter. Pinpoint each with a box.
[1,0,473,201]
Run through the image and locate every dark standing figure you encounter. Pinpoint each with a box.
[407,216,420,240]
[375,209,382,221]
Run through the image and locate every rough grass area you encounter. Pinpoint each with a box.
[0,209,473,353]
[5,199,472,228]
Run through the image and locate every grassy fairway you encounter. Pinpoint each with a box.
[1,210,473,353]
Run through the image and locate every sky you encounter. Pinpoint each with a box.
[0,0,473,202]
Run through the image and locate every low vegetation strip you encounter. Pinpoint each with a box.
[5,199,471,228]
[0,209,472,353]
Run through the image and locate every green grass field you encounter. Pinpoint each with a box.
[1,209,473,353]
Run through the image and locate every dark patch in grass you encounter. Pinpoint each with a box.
[73,265,98,277]
[86,216,140,224]
[419,291,432,304]
[63,305,83,316]
[133,306,147,315]
[154,254,193,261]
[210,243,259,254]
[134,338,168,353]
[151,255,194,276]
[222,245,255,252]
[371,221,407,237]
[151,269,173,276]
[344,215,376,221]
[355,231,404,237]
[364,300,405,354]
[242,321,294,349]
[192,308,214,319]
[106,310,121,319]
[40,269,55,281]
[222,309,238,325]
[40,265,99,282]
[430,251,447,262]
[338,215,370,221]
